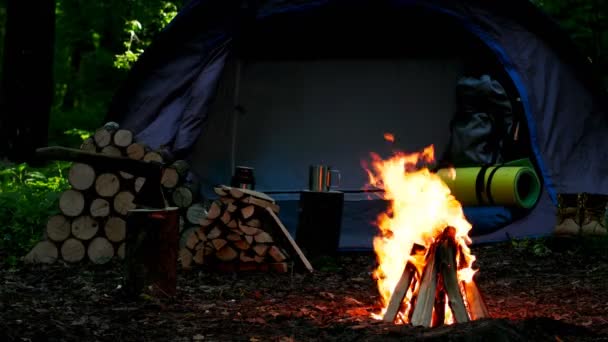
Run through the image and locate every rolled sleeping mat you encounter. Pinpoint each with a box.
[436,165,541,209]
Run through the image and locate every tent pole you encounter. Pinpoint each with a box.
[230,59,242,176]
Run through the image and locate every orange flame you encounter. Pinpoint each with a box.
[364,142,477,324]
[384,132,395,143]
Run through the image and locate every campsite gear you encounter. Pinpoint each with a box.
[105,1,608,246]
[436,164,541,209]
[231,165,255,190]
[308,165,341,192]
[296,191,344,257]
[442,75,514,167]
[580,193,608,236]
[124,207,180,297]
[554,194,581,236]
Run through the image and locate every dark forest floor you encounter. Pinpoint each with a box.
[1,238,608,341]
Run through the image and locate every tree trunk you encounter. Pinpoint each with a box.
[0,0,55,162]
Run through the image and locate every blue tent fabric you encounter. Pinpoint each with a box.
[106,0,608,248]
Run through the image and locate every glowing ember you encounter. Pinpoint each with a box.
[363,141,478,325]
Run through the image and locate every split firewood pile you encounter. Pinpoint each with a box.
[179,185,313,273]
[24,122,204,265]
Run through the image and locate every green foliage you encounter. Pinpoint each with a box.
[511,237,552,257]
[532,0,608,89]
[49,0,182,146]
[0,161,71,264]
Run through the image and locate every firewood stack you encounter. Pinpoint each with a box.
[179,185,313,274]
[24,122,204,265]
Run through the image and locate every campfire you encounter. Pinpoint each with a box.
[364,141,489,327]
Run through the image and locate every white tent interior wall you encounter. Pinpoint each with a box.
[191,53,474,249]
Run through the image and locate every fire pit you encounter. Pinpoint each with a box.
[364,142,489,327]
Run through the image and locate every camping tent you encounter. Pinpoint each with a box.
[106,0,608,250]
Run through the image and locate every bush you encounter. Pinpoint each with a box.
[0,161,71,265]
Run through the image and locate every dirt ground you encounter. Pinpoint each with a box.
[1,238,607,341]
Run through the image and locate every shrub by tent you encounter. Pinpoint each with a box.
[106,0,608,250]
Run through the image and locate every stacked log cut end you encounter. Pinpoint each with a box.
[25,122,203,265]
[179,185,295,273]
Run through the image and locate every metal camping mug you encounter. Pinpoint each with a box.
[309,165,341,192]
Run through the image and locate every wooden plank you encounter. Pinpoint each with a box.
[219,185,275,203]
[242,196,280,213]
[383,264,415,323]
[410,244,439,327]
[463,280,490,320]
[265,207,313,273]
[438,236,470,324]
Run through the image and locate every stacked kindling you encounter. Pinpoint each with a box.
[24,122,202,265]
[179,185,295,273]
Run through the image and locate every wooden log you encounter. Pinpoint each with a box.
[93,122,119,148]
[219,185,275,202]
[220,210,232,225]
[240,252,256,263]
[463,280,490,320]
[383,264,415,323]
[268,245,287,262]
[186,230,200,250]
[179,227,198,249]
[438,229,470,324]
[80,137,97,153]
[104,216,127,242]
[211,239,227,250]
[90,198,111,218]
[200,218,214,228]
[179,248,193,270]
[207,227,222,240]
[119,171,134,180]
[254,231,273,243]
[242,196,280,213]
[226,233,242,242]
[213,187,228,197]
[126,143,145,160]
[246,218,261,228]
[23,241,58,264]
[68,163,96,190]
[270,262,289,273]
[195,227,207,242]
[219,197,235,205]
[265,208,314,273]
[226,219,238,229]
[207,201,222,220]
[244,235,254,245]
[87,237,115,264]
[253,244,269,257]
[233,239,250,250]
[112,129,133,147]
[226,203,238,213]
[101,145,122,157]
[143,151,163,163]
[161,167,179,189]
[60,238,86,263]
[114,191,136,215]
[216,245,238,261]
[59,189,85,217]
[410,244,439,328]
[124,208,179,297]
[171,186,194,208]
[241,205,255,220]
[193,243,205,265]
[117,242,126,259]
[95,173,121,197]
[186,203,207,225]
[71,215,100,240]
[134,177,146,193]
[46,215,71,242]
